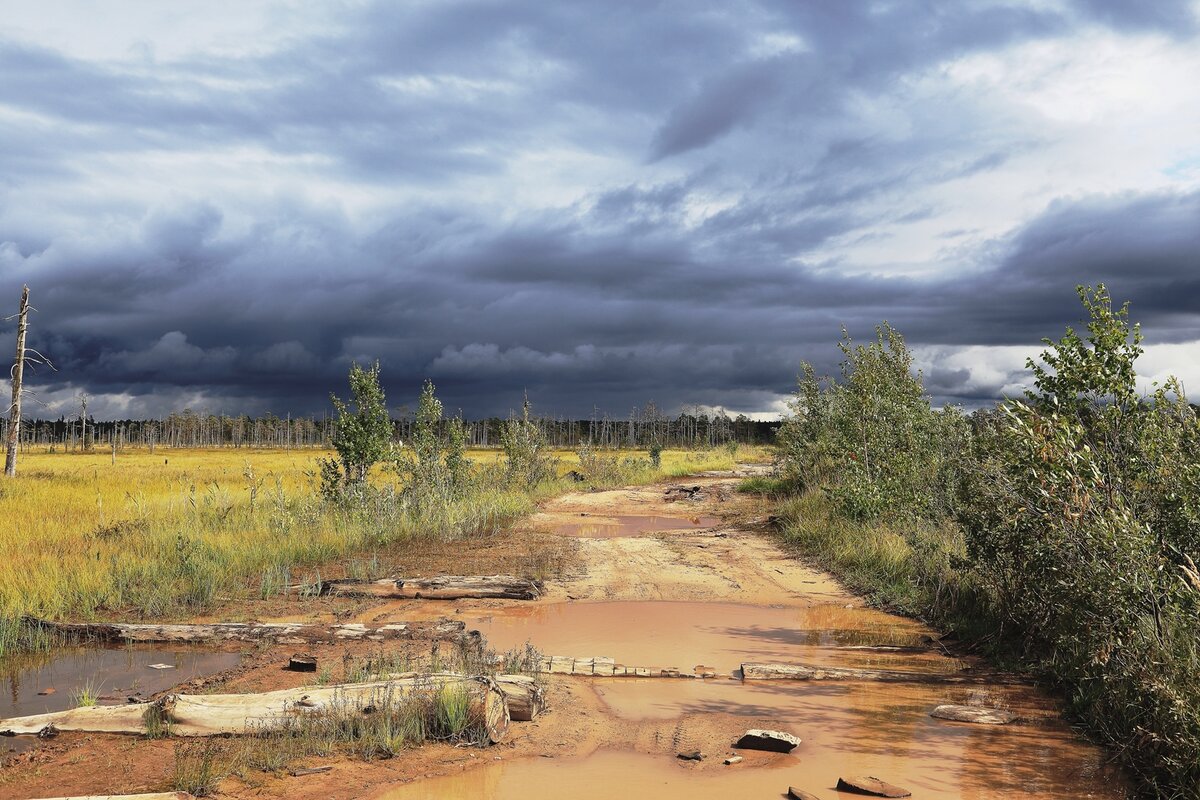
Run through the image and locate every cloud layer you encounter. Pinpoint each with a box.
[2,0,1199,419]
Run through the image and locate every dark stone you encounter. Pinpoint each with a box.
[676,750,705,761]
[734,729,801,753]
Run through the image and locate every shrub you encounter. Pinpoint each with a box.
[318,362,393,497]
[501,394,555,488]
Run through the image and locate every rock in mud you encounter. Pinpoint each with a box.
[836,776,912,797]
[930,704,1015,724]
[734,729,801,753]
[676,750,705,761]
[788,788,823,800]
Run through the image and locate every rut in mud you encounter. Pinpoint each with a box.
[0,468,1131,799]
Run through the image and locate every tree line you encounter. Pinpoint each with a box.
[1,404,776,453]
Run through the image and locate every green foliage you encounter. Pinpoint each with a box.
[958,285,1200,794]
[319,362,393,496]
[501,394,555,488]
[776,324,966,521]
[773,288,1200,796]
[393,380,471,506]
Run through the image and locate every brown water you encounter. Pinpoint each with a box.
[378,743,1124,800]
[1,645,240,757]
[457,600,951,673]
[382,599,1130,799]
[548,514,723,538]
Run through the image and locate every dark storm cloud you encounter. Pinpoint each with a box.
[1,0,1198,418]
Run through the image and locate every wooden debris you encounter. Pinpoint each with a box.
[493,675,547,721]
[36,794,194,800]
[930,704,1015,725]
[836,776,912,797]
[288,765,333,777]
[24,617,472,645]
[664,485,705,501]
[0,674,510,744]
[741,662,1026,685]
[309,575,543,600]
[535,655,721,679]
[676,750,705,761]
[287,654,318,673]
[723,755,743,765]
[734,728,801,753]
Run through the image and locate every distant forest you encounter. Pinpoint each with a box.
[2,405,777,451]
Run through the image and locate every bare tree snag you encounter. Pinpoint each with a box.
[308,575,544,600]
[4,285,29,478]
[23,616,474,645]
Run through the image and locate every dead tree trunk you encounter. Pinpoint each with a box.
[4,285,29,478]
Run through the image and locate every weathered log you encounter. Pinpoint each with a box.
[373,672,546,721]
[493,674,547,721]
[37,795,193,800]
[0,674,510,744]
[741,662,1027,685]
[24,617,472,645]
[311,575,543,600]
[788,789,823,800]
[930,704,1016,725]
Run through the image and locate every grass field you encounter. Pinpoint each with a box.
[0,445,762,655]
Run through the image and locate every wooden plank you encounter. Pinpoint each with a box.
[312,575,543,600]
[741,662,1027,685]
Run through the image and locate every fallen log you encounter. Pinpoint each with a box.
[309,575,543,600]
[372,672,546,721]
[23,617,472,645]
[741,662,1028,685]
[36,795,193,800]
[0,674,510,744]
[493,675,547,721]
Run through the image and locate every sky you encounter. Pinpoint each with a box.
[1,0,1199,420]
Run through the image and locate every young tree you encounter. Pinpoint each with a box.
[320,361,393,493]
[394,379,470,503]
[501,393,553,487]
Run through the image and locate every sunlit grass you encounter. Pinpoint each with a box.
[0,445,770,655]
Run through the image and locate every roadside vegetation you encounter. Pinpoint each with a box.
[754,285,1199,798]
[0,366,762,657]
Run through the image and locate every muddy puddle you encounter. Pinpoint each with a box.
[1,645,240,757]
[546,513,723,538]
[377,742,1126,800]
[456,600,955,673]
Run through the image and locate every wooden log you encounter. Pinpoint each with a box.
[0,675,510,744]
[23,617,472,645]
[311,575,543,600]
[493,675,547,721]
[37,795,194,800]
[741,662,1027,685]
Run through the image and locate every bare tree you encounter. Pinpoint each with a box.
[5,286,30,477]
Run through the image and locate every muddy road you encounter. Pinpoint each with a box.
[0,468,1129,799]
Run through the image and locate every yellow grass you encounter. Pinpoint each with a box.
[0,444,769,654]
